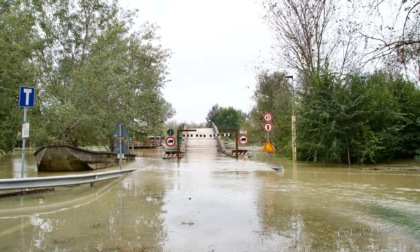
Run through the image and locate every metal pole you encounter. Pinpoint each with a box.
[267,131,271,163]
[292,78,297,162]
[119,123,122,170]
[235,128,238,160]
[21,107,27,178]
[286,75,297,161]
[292,115,296,161]
[177,130,180,160]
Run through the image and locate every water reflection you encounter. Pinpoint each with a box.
[254,153,420,251]
[0,150,37,178]
[0,149,419,251]
[0,150,169,251]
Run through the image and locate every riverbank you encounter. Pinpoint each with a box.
[361,167,420,172]
[360,160,420,172]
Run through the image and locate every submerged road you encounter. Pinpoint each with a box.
[0,149,419,251]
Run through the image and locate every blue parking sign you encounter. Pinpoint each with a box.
[19,86,35,107]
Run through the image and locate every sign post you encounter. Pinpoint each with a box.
[262,111,273,140]
[118,124,123,170]
[18,86,35,178]
[112,122,128,170]
[262,112,274,163]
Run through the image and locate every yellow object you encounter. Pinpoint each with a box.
[262,140,275,153]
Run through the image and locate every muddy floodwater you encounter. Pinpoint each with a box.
[0,148,419,251]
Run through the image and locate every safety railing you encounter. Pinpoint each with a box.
[212,122,226,153]
[0,169,137,190]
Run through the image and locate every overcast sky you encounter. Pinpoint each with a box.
[120,0,273,124]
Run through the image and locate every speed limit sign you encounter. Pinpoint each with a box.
[263,123,273,132]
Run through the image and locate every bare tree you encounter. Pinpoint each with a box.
[361,0,419,81]
[263,0,363,81]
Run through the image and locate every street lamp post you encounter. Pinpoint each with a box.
[285,75,297,161]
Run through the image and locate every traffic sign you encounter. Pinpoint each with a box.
[19,86,35,178]
[112,122,128,138]
[262,140,275,153]
[22,121,30,138]
[263,123,273,132]
[263,112,273,122]
[167,128,175,136]
[166,136,176,147]
[238,134,248,145]
[19,86,35,107]
[112,140,130,154]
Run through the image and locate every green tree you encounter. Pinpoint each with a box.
[297,69,420,164]
[205,104,220,127]
[396,77,420,158]
[362,70,420,162]
[206,104,244,130]
[251,71,292,156]
[30,0,173,149]
[298,71,374,164]
[0,0,37,153]
[261,0,420,164]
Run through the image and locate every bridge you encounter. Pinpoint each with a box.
[163,123,250,159]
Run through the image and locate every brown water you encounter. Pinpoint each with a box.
[0,149,419,251]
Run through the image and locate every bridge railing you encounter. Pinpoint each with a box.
[212,122,226,153]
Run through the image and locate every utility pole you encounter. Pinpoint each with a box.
[285,76,296,161]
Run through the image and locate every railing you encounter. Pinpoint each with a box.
[0,169,137,190]
[212,122,226,153]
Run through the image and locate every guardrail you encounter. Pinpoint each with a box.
[0,169,137,190]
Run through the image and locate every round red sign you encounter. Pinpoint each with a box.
[263,112,273,122]
[239,134,248,145]
[165,136,176,147]
[263,123,273,132]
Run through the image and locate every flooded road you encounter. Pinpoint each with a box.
[0,148,419,251]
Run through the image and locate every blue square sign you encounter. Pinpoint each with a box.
[19,86,35,107]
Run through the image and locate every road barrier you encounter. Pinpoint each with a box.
[0,169,137,190]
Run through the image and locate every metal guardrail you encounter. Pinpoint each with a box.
[0,169,137,190]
